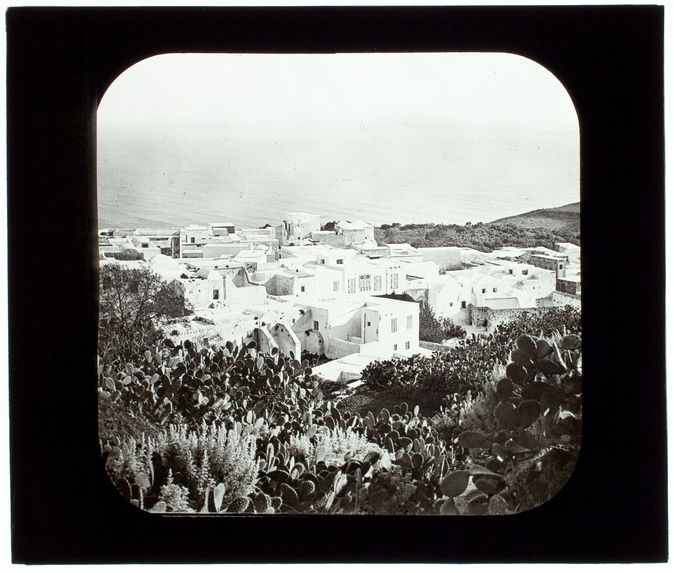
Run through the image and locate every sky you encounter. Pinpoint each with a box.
[97,52,580,228]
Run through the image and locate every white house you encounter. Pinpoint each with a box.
[386,243,424,262]
[292,296,420,360]
[282,212,322,243]
[334,220,375,246]
[182,224,210,245]
[264,268,317,298]
[208,222,236,236]
[427,262,556,322]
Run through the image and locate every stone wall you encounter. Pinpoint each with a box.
[552,291,581,310]
[470,305,538,332]
[556,278,581,296]
[469,295,581,331]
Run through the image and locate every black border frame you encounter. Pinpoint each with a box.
[7,6,667,564]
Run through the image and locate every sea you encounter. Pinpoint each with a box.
[97,126,580,230]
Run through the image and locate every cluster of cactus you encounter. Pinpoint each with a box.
[99,326,581,516]
[241,402,482,515]
[355,403,473,514]
[449,333,582,514]
[98,338,320,432]
[244,402,389,514]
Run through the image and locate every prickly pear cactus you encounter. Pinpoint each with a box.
[454,333,582,514]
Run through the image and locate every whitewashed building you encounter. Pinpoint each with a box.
[292,296,420,360]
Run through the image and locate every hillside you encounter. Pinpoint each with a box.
[374,202,580,252]
[490,202,580,235]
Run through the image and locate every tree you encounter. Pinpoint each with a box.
[98,264,190,364]
[419,302,466,343]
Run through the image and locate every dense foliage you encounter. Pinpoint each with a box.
[98,264,191,365]
[99,276,581,516]
[375,222,579,252]
[419,302,466,343]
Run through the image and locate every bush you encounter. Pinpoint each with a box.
[104,421,258,513]
[116,248,143,261]
[374,221,579,252]
[419,302,466,343]
[361,354,464,391]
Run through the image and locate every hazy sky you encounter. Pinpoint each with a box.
[97,52,579,228]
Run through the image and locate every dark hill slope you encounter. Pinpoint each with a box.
[374,203,580,252]
[490,202,580,235]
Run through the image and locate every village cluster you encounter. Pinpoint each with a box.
[99,213,581,382]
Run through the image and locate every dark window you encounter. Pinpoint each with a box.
[191,237,195,243]
[481,288,486,294]
[336,259,343,264]
[301,285,306,292]
[313,321,319,330]
[461,301,466,309]
[213,289,219,300]
[493,287,497,292]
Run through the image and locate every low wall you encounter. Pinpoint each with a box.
[419,340,450,353]
[326,337,361,359]
[552,291,581,310]
[166,324,220,344]
[470,296,581,331]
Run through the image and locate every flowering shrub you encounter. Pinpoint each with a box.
[103,421,258,512]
